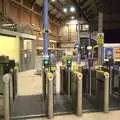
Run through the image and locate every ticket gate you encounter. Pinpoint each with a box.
[108,64,120,110]
[1,59,110,120]
[82,67,109,112]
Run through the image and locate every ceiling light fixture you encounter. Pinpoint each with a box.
[63,8,68,13]
[71,16,75,19]
[51,0,56,2]
[70,6,76,12]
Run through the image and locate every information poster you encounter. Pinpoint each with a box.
[104,48,113,60]
[115,48,120,61]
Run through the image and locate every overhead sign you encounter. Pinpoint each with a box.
[97,33,104,45]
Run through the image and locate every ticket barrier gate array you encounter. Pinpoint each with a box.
[60,65,109,113]
[2,64,110,120]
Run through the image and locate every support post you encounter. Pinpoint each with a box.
[89,67,92,96]
[43,0,49,58]
[77,72,83,116]
[104,72,109,113]
[2,74,11,120]
[32,39,36,69]
[77,21,81,64]
[98,12,103,65]
[47,73,54,119]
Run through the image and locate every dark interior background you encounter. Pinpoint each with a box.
[105,29,120,43]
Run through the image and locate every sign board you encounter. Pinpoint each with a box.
[76,24,89,32]
[97,33,104,45]
[115,48,120,61]
[104,48,113,61]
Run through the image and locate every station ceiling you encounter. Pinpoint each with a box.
[34,0,120,25]
[1,0,120,31]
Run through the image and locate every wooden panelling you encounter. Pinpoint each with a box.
[0,0,3,13]
[7,2,20,23]
[20,9,31,25]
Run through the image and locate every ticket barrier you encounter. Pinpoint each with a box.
[107,64,120,111]
[102,61,120,111]
[82,67,109,112]
[57,67,83,115]
[2,70,55,120]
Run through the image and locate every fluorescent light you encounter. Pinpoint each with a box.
[87,46,92,50]
[50,39,56,43]
[2,24,15,27]
[51,0,56,2]
[70,6,75,12]
[63,8,68,13]
[84,24,89,29]
[67,20,78,24]
[71,16,75,19]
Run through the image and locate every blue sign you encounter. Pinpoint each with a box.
[105,48,113,59]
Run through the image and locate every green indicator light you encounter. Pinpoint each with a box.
[44,60,48,64]
[68,60,72,64]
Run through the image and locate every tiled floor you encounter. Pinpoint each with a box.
[17,69,120,120]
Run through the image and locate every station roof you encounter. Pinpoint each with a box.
[34,0,120,25]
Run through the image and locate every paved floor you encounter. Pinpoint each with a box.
[26,111,120,120]
[17,70,42,96]
[18,69,120,120]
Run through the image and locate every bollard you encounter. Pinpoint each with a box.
[2,74,11,120]
[47,72,54,119]
[104,72,109,113]
[76,72,83,116]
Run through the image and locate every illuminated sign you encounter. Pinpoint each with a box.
[115,48,120,60]
[76,24,89,32]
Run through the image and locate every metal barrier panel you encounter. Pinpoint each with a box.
[10,69,17,101]
[96,71,109,112]
[60,66,71,95]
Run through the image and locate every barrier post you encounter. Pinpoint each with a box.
[76,72,83,116]
[104,72,109,113]
[2,74,11,120]
[68,67,71,96]
[47,72,54,119]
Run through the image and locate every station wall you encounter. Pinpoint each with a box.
[0,35,20,62]
[0,0,60,48]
